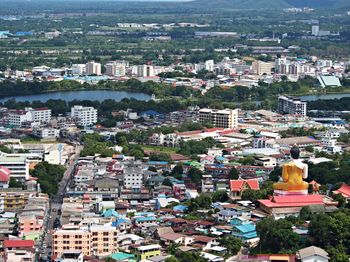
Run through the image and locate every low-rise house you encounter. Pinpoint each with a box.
[296,246,329,262]
[130,244,161,260]
[332,184,350,202]
[229,179,260,197]
[232,222,258,241]
[3,239,35,262]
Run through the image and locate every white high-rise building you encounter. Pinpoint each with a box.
[8,108,51,127]
[199,108,238,129]
[312,25,319,36]
[278,96,307,116]
[205,60,214,72]
[85,62,101,76]
[71,105,98,127]
[71,64,86,75]
[105,62,126,77]
[137,65,154,77]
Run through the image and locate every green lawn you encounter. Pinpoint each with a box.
[141,145,179,154]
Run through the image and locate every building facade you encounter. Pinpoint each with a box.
[71,105,98,127]
[199,108,238,129]
[278,96,307,116]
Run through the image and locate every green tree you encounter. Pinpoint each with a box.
[163,178,173,187]
[256,217,302,253]
[212,190,229,202]
[299,206,312,220]
[219,235,242,256]
[9,177,22,188]
[269,166,282,182]
[229,167,239,180]
[187,167,203,186]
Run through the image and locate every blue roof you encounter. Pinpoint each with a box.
[148,161,169,165]
[102,209,119,218]
[235,223,256,233]
[110,252,135,261]
[135,216,157,222]
[112,218,130,227]
[141,110,161,116]
[173,205,188,212]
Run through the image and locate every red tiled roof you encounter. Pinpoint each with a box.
[0,166,10,182]
[193,235,215,243]
[333,184,350,198]
[4,240,34,248]
[258,195,324,208]
[230,179,260,191]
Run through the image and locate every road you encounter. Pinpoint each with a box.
[39,145,83,261]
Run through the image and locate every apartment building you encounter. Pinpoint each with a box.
[8,107,51,127]
[85,62,102,76]
[199,108,239,129]
[0,190,40,212]
[52,223,118,258]
[71,105,98,127]
[123,165,144,188]
[32,127,60,139]
[71,64,86,75]
[252,61,273,75]
[278,96,307,116]
[137,65,154,77]
[105,61,126,77]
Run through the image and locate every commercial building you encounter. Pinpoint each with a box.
[71,105,98,127]
[85,62,102,76]
[0,154,29,181]
[199,108,238,129]
[32,127,60,139]
[52,223,118,257]
[278,96,307,116]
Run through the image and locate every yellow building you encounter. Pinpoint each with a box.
[132,244,161,260]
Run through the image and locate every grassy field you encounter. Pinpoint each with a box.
[141,145,179,154]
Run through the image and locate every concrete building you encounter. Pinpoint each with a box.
[278,96,307,116]
[297,246,329,262]
[137,65,154,77]
[3,239,36,262]
[0,154,29,181]
[312,25,320,36]
[199,108,238,129]
[52,223,118,258]
[123,166,143,188]
[105,61,126,77]
[71,64,86,75]
[252,61,273,75]
[32,127,60,140]
[85,62,101,76]
[8,108,51,127]
[71,105,98,127]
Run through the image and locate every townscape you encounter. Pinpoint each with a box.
[0,0,350,262]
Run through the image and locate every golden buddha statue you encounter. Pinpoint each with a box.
[273,146,309,192]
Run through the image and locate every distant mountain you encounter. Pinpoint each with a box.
[190,0,350,9]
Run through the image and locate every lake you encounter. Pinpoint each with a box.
[299,93,350,101]
[0,90,152,103]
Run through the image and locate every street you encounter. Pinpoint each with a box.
[39,145,83,261]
